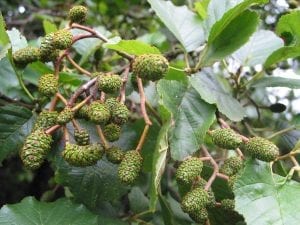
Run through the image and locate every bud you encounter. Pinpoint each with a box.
[62,143,104,167]
[245,137,279,162]
[38,74,58,97]
[52,29,73,50]
[132,54,169,81]
[211,128,243,149]
[13,46,40,68]
[74,129,90,146]
[68,5,88,24]
[98,74,122,94]
[176,157,203,185]
[220,156,243,176]
[118,150,143,185]
[103,123,121,142]
[57,108,74,125]
[20,129,53,169]
[106,146,125,164]
[88,101,110,124]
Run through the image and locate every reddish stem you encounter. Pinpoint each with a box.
[137,77,152,125]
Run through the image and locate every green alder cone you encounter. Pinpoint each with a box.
[105,98,119,110]
[220,156,243,176]
[39,33,59,62]
[38,73,58,97]
[62,143,104,167]
[13,46,40,68]
[52,29,73,50]
[221,199,235,211]
[181,188,209,214]
[106,146,125,164]
[98,74,122,94]
[57,108,74,125]
[176,157,203,185]
[132,54,169,81]
[188,207,208,224]
[103,123,121,142]
[20,129,53,170]
[211,128,243,149]
[110,102,129,125]
[245,137,279,162]
[91,71,105,78]
[33,110,58,130]
[228,173,240,190]
[68,5,88,24]
[75,104,89,120]
[74,129,90,146]
[118,150,143,185]
[88,101,111,124]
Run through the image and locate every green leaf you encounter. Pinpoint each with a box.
[201,10,259,66]
[0,104,34,163]
[191,71,245,121]
[147,0,205,52]
[158,194,176,225]
[276,10,300,46]
[0,197,98,225]
[55,158,128,209]
[157,80,216,160]
[128,187,149,214]
[0,12,9,46]
[42,20,57,34]
[207,0,267,42]
[0,57,25,100]
[7,28,27,52]
[194,0,210,20]
[149,111,171,211]
[251,76,300,89]
[232,30,284,66]
[234,159,300,225]
[264,46,300,68]
[104,39,161,55]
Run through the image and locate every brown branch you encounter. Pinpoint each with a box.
[137,77,152,125]
[68,78,97,106]
[56,93,68,105]
[216,173,229,181]
[96,125,109,150]
[136,125,150,152]
[66,54,91,76]
[72,119,81,130]
[119,67,129,104]
[49,95,58,111]
[45,125,61,135]
[71,95,92,111]
[201,145,219,191]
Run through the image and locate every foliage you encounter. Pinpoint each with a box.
[0,0,300,225]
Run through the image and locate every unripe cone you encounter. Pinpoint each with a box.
[105,98,119,110]
[211,128,243,149]
[221,199,235,211]
[52,29,73,50]
[75,104,89,120]
[88,101,110,124]
[39,33,59,62]
[68,5,88,24]
[189,208,208,224]
[220,156,243,176]
[110,102,129,125]
[176,157,203,185]
[98,74,122,93]
[132,54,169,81]
[181,188,209,214]
[118,150,143,185]
[20,129,53,170]
[228,174,239,190]
[57,108,74,125]
[62,143,104,167]
[74,129,90,146]
[33,110,58,130]
[13,46,40,68]
[245,137,279,162]
[106,146,125,164]
[38,74,58,97]
[103,123,121,142]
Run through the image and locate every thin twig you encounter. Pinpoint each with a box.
[137,77,152,125]
[49,95,58,111]
[56,93,68,105]
[119,67,129,104]
[96,125,109,149]
[145,101,162,125]
[267,126,295,139]
[66,54,91,76]
[68,78,97,106]
[72,119,81,130]
[136,125,150,152]
[201,145,219,191]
